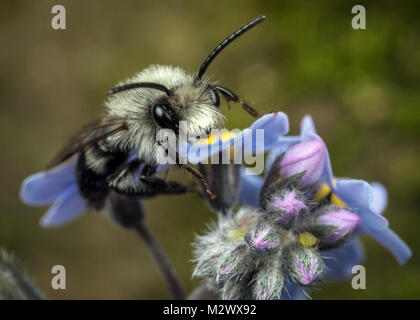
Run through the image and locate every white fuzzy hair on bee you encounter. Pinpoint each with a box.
[44,15,266,207]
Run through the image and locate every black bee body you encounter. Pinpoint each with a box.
[76,143,129,210]
[75,138,190,215]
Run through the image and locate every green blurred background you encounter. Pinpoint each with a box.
[0,0,419,299]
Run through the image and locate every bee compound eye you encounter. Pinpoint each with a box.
[152,103,179,132]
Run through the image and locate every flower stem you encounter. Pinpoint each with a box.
[135,222,185,300]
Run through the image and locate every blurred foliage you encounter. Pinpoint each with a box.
[0,0,419,299]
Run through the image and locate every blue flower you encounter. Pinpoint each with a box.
[238,115,411,283]
[20,158,86,227]
[334,179,411,265]
[179,112,289,164]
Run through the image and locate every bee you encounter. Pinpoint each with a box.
[46,15,265,214]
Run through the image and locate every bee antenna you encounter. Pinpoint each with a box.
[195,15,266,81]
[107,82,171,96]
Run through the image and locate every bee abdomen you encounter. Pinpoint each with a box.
[76,145,128,210]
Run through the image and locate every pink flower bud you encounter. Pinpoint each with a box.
[279,140,326,187]
[251,227,278,252]
[268,190,307,224]
[288,246,323,286]
[252,259,284,300]
[217,245,251,282]
[317,208,360,242]
[245,219,279,255]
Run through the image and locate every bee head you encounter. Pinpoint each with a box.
[107,65,225,136]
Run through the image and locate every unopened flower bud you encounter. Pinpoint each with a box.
[316,207,360,247]
[265,189,307,226]
[217,245,251,282]
[244,219,280,255]
[286,245,323,286]
[221,280,247,300]
[252,259,284,300]
[279,140,326,187]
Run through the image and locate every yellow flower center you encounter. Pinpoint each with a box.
[331,194,346,208]
[198,131,235,144]
[229,215,258,242]
[313,182,347,208]
[299,232,318,247]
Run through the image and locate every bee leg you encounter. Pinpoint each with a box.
[214,85,261,118]
[178,163,216,200]
[139,164,157,180]
[139,164,196,196]
[108,160,194,197]
[138,164,169,193]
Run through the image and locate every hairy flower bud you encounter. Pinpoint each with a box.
[217,244,251,282]
[265,189,307,226]
[252,259,284,300]
[279,140,326,187]
[244,218,280,255]
[286,245,323,286]
[316,207,360,247]
[221,279,247,300]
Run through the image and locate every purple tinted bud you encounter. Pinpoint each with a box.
[222,280,246,300]
[288,246,323,286]
[317,208,360,242]
[245,219,279,255]
[217,245,251,282]
[252,259,284,300]
[252,227,277,251]
[268,190,307,224]
[279,140,326,187]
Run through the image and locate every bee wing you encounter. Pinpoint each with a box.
[47,115,127,169]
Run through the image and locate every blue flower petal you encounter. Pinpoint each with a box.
[323,238,365,279]
[335,180,411,264]
[229,112,290,157]
[362,224,412,265]
[281,280,307,300]
[321,146,335,188]
[20,160,77,206]
[371,182,388,215]
[300,115,317,138]
[183,112,290,164]
[237,168,263,208]
[251,112,289,135]
[335,179,389,227]
[248,112,289,153]
[40,183,87,227]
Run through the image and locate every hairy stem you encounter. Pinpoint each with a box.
[135,223,185,300]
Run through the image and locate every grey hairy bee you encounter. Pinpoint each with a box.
[47,15,266,211]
